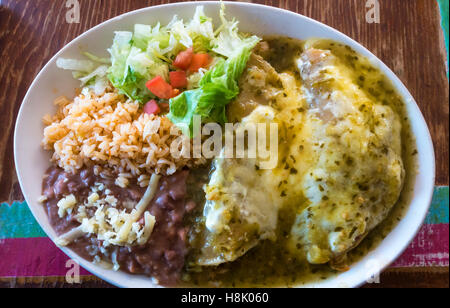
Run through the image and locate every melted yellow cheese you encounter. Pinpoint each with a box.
[194,41,404,271]
[286,47,404,266]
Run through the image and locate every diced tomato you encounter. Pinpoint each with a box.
[145,76,174,99]
[173,47,194,70]
[143,100,160,115]
[169,71,188,88]
[188,53,211,73]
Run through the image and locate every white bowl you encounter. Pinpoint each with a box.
[14,1,435,288]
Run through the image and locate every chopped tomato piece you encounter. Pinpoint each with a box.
[189,53,211,73]
[169,71,188,88]
[143,100,160,115]
[146,76,174,99]
[173,47,194,70]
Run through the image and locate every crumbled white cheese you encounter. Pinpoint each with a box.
[55,174,161,248]
[94,182,105,192]
[115,177,129,188]
[88,192,100,204]
[37,195,48,203]
[105,195,118,207]
[57,194,77,218]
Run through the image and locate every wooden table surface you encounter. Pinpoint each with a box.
[0,0,448,288]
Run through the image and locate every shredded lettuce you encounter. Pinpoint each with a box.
[186,6,215,52]
[82,52,111,64]
[106,32,146,101]
[56,4,260,137]
[56,57,110,95]
[56,58,96,72]
[106,6,222,103]
[167,9,260,137]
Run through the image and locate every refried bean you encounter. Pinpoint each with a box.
[41,166,196,286]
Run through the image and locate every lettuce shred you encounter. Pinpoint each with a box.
[56,5,260,138]
[167,6,260,137]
